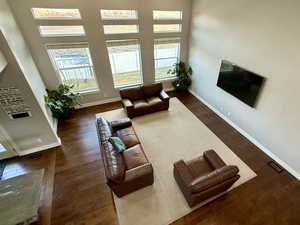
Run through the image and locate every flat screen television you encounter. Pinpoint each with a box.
[217,60,265,107]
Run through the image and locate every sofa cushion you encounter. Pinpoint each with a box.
[120,87,144,101]
[101,141,126,184]
[123,144,148,170]
[147,96,163,106]
[116,127,139,148]
[133,99,149,109]
[142,83,163,98]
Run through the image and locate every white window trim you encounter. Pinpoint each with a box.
[39,26,86,37]
[153,10,183,20]
[31,8,82,20]
[103,25,139,35]
[46,43,99,93]
[154,38,181,81]
[100,9,139,20]
[106,39,143,88]
[153,24,182,33]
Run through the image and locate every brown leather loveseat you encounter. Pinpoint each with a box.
[173,150,240,207]
[120,83,170,118]
[96,117,154,197]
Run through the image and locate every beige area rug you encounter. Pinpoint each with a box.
[96,97,257,225]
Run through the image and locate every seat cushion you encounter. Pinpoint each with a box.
[116,127,139,148]
[120,87,144,101]
[186,156,213,178]
[123,144,148,170]
[142,83,163,98]
[147,96,163,106]
[133,99,149,109]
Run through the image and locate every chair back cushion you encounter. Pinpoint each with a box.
[142,83,163,98]
[120,86,143,101]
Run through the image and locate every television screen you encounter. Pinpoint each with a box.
[217,60,265,107]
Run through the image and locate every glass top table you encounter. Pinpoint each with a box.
[0,169,44,225]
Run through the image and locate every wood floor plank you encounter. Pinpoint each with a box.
[3,92,300,225]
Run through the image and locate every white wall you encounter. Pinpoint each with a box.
[9,0,192,105]
[189,0,300,177]
[0,0,60,155]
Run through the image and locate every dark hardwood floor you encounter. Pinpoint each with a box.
[3,92,300,225]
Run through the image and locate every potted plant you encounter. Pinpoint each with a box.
[168,61,193,91]
[44,84,81,120]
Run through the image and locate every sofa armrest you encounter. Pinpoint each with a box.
[110,118,132,131]
[204,150,226,169]
[159,90,170,102]
[122,98,134,108]
[189,165,239,193]
[174,160,194,186]
[124,163,153,183]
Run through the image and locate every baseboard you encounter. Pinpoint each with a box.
[76,97,121,109]
[18,140,61,156]
[189,89,300,180]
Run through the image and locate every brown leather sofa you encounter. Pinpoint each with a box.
[120,83,170,118]
[173,150,240,207]
[96,117,154,197]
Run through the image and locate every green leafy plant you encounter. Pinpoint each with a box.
[44,84,81,120]
[168,61,193,91]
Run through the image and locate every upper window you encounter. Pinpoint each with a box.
[103,25,139,34]
[106,39,143,88]
[153,10,182,20]
[154,38,181,81]
[39,26,85,37]
[32,8,81,20]
[47,43,98,92]
[153,24,182,33]
[100,10,138,20]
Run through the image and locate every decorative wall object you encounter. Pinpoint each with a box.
[0,87,31,119]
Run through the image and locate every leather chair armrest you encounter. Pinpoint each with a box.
[159,90,170,102]
[189,165,239,193]
[204,150,226,169]
[124,163,153,183]
[110,118,132,131]
[122,99,134,108]
[174,160,194,186]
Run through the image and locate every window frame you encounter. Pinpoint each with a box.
[153,10,183,20]
[154,38,181,81]
[31,8,82,20]
[106,39,143,88]
[153,24,182,33]
[46,43,99,93]
[39,25,86,37]
[103,25,139,35]
[100,9,138,20]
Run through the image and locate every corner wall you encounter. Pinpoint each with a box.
[189,0,300,178]
[0,0,60,155]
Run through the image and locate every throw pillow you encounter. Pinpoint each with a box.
[109,136,126,153]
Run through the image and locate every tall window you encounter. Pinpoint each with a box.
[106,39,143,88]
[47,43,98,92]
[154,38,181,81]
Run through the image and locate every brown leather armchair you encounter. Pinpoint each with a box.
[173,150,240,207]
[120,83,170,118]
[96,117,154,197]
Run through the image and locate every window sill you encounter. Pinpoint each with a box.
[77,89,100,95]
[155,76,177,82]
[114,82,143,90]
